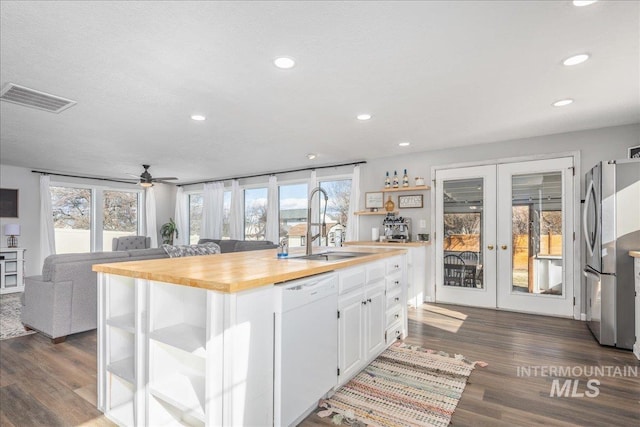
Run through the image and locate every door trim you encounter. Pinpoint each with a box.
[429,151,581,320]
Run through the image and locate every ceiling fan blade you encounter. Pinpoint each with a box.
[151,177,178,181]
[155,180,178,185]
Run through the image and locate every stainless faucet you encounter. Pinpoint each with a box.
[306,187,329,256]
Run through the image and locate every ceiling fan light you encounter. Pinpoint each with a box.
[140,182,153,188]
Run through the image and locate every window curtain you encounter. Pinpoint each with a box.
[202,182,224,239]
[173,187,188,245]
[39,175,56,265]
[344,165,360,242]
[211,182,225,239]
[266,175,279,244]
[229,180,244,239]
[145,187,158,247]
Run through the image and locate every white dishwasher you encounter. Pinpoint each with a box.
[274,272,338,427]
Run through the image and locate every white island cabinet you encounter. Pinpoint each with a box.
[98,275,275,426]
[94,247,407,427]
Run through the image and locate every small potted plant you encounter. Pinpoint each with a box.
[160,218,179,245]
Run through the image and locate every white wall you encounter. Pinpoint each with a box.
[356,123,640,316]
[152,182,177,244]
[0,164,177,275]
[0,164,41,276]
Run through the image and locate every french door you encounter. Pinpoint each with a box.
[435,157,574,317]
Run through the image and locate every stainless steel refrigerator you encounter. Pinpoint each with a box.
[583,159,640,349]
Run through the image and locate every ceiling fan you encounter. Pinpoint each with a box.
[128,164,178,187]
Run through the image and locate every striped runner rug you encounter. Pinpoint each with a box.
[318,343,481,427]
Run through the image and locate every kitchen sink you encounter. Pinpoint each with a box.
[290,251,374,261]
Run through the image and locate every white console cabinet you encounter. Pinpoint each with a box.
[0,248,25,294]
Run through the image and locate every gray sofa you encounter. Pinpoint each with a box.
[197,238,277,253]
[21,239,276,343]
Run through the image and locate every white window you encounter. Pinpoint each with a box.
[51,184,142,253]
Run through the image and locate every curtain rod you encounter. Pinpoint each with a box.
[177,160,367,187]
[31,170,138,185]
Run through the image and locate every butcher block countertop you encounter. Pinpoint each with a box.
[630,251,640,258]
[92,247,406,293]
[344,240,430,247]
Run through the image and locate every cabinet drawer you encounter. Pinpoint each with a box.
[386,288,402,307]
[0,252,17,260]
[385,321,403,345]
[385,271,402,292]
[385,304,402,327]
[366,261,386,284]
[386,257,403,275]
[339,266,366,295]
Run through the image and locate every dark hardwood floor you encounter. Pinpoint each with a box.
[1,304,638,426]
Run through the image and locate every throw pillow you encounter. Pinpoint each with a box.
[162,242,221,258]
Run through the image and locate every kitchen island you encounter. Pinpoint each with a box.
[93,246,407,426]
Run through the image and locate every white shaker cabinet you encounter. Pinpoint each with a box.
[337,255,407,387]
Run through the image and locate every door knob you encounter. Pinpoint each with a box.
[501,245,508,250]
[487,245,494,250]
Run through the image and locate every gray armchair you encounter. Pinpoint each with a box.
[112,236,151,251]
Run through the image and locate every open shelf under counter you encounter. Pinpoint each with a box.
[149,373,206,422]
[108,401,135,427]
[106,313,136,334]
[107,357,135,384]
[381,185,430,192]
[149,323,207,357]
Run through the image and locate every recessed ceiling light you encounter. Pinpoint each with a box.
[274,57,296,69]
[307,153,317,160]
[357,114,372,121]
[553,99,574,107]
[398,142,411,147]
[563,53,590,66]
[573,0,597,6]
[191,114,206,121]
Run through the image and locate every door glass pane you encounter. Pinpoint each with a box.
[51,186,92,254]
[279,183,308,247]
[443,178,483,288]
[511,172,563,295]
[103,191,139,251]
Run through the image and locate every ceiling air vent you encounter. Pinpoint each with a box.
[0,83,77,113]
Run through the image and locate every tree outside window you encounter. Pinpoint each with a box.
[51,186,92,253]
[244,188,267,240]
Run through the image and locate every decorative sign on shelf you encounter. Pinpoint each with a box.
[398,194,423,209]
[365,192,384,209]
[629,145,640,159]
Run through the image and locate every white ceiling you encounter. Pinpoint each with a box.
[1,1,638,184]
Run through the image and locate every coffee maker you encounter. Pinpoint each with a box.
[382,213,411,242]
